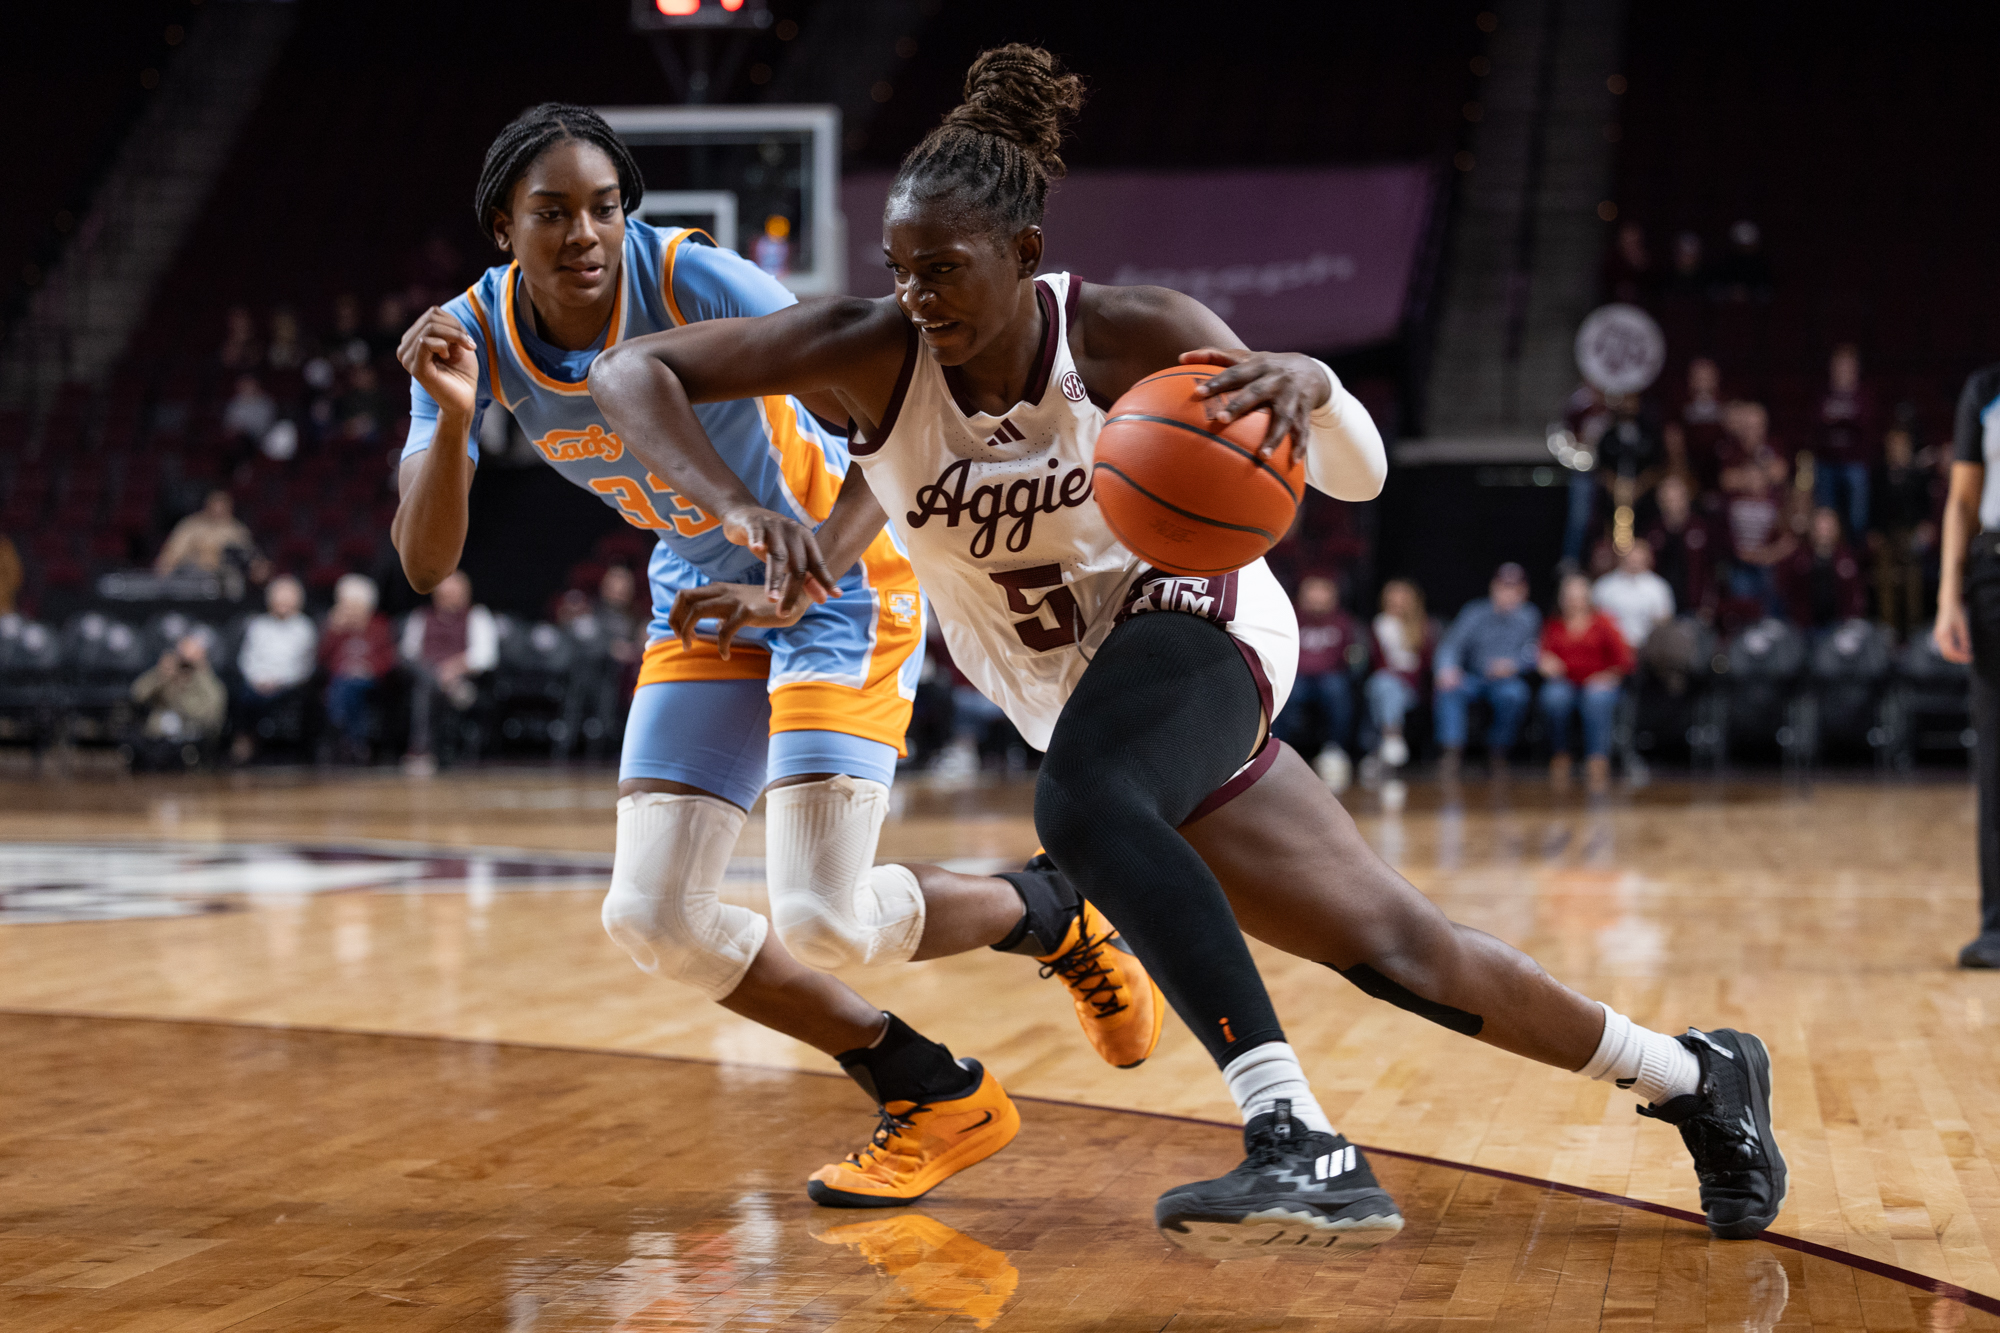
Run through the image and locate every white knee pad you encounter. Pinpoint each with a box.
[601,791,768,1001]
[764,775,925,970]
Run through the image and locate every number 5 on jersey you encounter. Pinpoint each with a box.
[989,564,1079,651]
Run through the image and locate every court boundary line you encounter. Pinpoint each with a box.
[6,1007,1996,1317]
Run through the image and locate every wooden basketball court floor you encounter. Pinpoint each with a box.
[1,764,1997,1330]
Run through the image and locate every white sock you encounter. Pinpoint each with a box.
[1579,1003,1701,1105]
[1223,1041,1336,1136]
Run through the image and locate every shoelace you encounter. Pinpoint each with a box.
[1039,927,1129,1017]
[848,1101,932,1172]
[1678,1112,1764,1183]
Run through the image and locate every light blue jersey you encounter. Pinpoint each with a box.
[400,217,925,799]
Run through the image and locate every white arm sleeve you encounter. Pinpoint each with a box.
[1302,359,1387,501]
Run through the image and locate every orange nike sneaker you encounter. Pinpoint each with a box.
[808,1061,1020,1208]
[1038,903,1165,1069]
[999,853,1166,1068]
[813,1213,1018,1328]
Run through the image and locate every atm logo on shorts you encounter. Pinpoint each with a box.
[886,592,919,627]
[1117,570,1239,626]
[533,423,625,464]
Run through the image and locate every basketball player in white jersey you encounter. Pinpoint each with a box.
[590,45,1785,1256]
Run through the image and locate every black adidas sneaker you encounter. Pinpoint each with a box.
[1154,1101,1404,1259]
[1638,1027,1787,1239]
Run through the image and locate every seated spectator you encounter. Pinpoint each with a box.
[1872,421,1934,637]
[400,570,497,774]
[320,573,393,763]
[1593,539,1675,651]
[131,634,227,769]
[230,574,318,763]
[1784,506,1865,634]
[334,363,384,441]
[0,527,20,615]
[154,490,254,577]
[1273,574,1362,786]
[1365,577,1436,771]
[368,294,408,362]
[1713,220,1773,301]
[1720,432,1796,620]
[1565,392,1662,564]
[1538,572,1634,791]
[1601,221,1657,307]
[1813,343,1879,538]
[1666,231,1707,300]
[321,292,369,367]
[596,564,645,669]
[267,306,305,371]
[221,374,278,443]
[1665,357,1726,494]
[1434,563,1541,774]
[218,305,263,371]
[554,588,595,627]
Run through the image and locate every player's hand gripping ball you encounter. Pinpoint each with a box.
[1092,364,1305,576]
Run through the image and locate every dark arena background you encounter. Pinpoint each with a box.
[3,2,2000,1329]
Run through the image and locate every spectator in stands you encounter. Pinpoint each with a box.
[1713,220,1773,301]
[1273,574,1362,787]
[1365,577,1435,772]
[1566,392,1662,563]
[1601,221,1657,307]
[229,574,318,763]
[554,588,594,627]
[0,528,19,615]
[595,564,645,666]
[154,490,254,577]
[1784,506,1865,633]
[400,570,496,775]
[267,306,305,372]
[1593,539,1675,651]
[368,295,407,362]
[320,573,393,763]
[221,374,278,444]
[218,305,262,371]
[1720,412,1796,620]
[1813,343,1879,537]
[1434,563,1540,775]
[323,293,368,367]
[334,363,384,441]
[1666,231,1706,300]
[1538,571,1634,791]
[130,633,227,769]
[1873,421,1934,637]
[1666,357,1726,494]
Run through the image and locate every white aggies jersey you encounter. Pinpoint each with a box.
[850,272,1298,751]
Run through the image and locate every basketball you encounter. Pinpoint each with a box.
[1092,364,1305,577]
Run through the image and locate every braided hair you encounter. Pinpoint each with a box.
[889,45,1085,241]
[473,103,645,243]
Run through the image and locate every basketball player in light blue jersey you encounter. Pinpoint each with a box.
[390,105,1162,1206]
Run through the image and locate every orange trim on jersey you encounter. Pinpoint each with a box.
[770,681,914,753]
[463,287,504,406]
[761,395,842,524]
[502,262,624,395]
[638,634,772,686]
[766,533,925,754]
[660,227,714,328]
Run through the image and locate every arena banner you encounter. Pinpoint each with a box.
[842,163,1435,353]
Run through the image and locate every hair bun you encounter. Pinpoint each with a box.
[943,44,1085,179]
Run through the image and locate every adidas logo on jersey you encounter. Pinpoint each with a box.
[985,418,1026,449]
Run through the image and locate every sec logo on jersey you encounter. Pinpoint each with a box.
[1060,370,1087,402]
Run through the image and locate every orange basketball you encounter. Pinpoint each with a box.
[1092,364,1305,577]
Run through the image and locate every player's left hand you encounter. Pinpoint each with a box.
[668,582,810,659]
[1181,348,1330,465]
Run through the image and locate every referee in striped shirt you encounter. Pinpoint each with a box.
[1937,363,2000,968]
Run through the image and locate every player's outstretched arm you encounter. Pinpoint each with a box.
[1079,283,1386,501]
[589,297,907,603]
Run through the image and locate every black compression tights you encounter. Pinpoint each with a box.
[1034,612,1283,1066]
